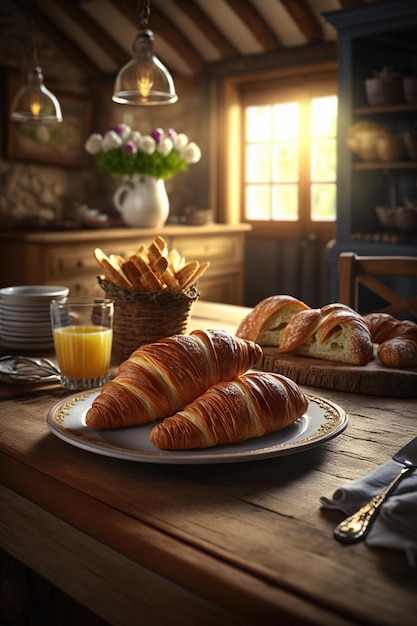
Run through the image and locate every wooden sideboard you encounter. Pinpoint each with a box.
[0,224,251,305]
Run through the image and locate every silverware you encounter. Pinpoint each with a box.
[0,355,60,382]
[334,435,417,544]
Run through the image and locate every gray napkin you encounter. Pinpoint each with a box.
[320,459,417,567]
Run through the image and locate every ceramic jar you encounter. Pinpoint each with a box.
[113,174,169,228]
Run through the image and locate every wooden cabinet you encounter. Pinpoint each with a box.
[0,224,250,305]
[324,0,417,301]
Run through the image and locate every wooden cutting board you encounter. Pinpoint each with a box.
[260,347,417,397]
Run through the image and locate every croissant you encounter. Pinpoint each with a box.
[364,312,417,368]
[237,297,373,366]
[85,329,263,429]
[150,372,308,450]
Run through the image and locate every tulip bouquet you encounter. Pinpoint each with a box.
[85,124,201,180]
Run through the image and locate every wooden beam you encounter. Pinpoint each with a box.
[280,0,323,43]
[337,0,367,8]
[27,1,101,78]
[223,0,283,51]
[112,0,204,77]
[58,0,128,67]
[170,0,239,58]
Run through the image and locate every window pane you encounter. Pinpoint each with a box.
[242,87,337,225]
[311,138,336,181]
[272,185,298,220]
[273,103,299,140]
[273,142,298,182]
[246,106,271,141]
[246,144,271,182]
[246,185,271,220]
[311,96,337,137]
[311,183,336,221]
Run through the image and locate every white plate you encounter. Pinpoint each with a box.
[0,310,52,322]
[0,285,68,305]
[46,391,348,464]
[0,320,52,331]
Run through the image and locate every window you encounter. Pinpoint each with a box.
[234,75,337,239]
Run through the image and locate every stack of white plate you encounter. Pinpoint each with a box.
[0,285,69,351]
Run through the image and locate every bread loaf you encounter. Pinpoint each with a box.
[236,297,373,366]
[150,372,308,450]
[85,329,263,429]
[235,295,310,346]
[364,312,417,368]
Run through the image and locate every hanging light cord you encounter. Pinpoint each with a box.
[23,0,38,68]
[137,0,150,30]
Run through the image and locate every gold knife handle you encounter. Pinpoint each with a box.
[333,465,415,544]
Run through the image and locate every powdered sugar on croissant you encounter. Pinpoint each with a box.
[85,329,263,429]
[150,372,308,450]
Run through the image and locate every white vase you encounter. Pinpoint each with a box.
[113,174,170,228]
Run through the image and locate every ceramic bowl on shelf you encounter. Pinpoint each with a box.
[375,205,417,233]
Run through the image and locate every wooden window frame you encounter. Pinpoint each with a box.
[210,61,338,242]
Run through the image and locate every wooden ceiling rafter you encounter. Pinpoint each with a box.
[58,0,127,67]
[112,0,204,77]
[337,0,367,8]
[279,0,324,43]
[170,0,239,58]
[28,1,101,78]
[223,0,283,51]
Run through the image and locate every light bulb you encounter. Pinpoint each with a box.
[10,66,62,124]
[136,64,153,99]
[113,30,177,105]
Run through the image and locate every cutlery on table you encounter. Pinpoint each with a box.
[0,355,60,381]
[334,435,417,544]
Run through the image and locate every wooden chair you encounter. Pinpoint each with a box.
[338,252,417,320]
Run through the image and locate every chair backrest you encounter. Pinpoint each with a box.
[338,252,417,320]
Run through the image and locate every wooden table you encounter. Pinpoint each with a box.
[1,301,416,626]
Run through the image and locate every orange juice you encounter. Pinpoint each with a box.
[53,325,113,379]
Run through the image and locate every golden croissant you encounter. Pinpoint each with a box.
[85,329,263,429]
[150,372,308,450]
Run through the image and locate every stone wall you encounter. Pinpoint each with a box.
[0,16,210,231]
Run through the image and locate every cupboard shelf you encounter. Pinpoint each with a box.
[353,161,417,170]
[354,103,417,115]
[324,0,417,304]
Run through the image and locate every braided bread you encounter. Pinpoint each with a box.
[364,313,417,368]
[236,296,373,366]
[150,372,308,450]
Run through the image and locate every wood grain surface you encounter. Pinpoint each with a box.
[260,348,417,397]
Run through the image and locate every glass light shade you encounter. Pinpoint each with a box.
[112,30,177,105]
[10,66,62,124]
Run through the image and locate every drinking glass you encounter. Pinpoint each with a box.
[50,297,113,390]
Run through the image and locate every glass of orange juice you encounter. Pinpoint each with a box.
[50,297,113,390]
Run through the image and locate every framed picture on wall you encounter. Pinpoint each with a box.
[4,70,93,168]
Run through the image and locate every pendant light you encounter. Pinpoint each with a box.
[112,0,178,105]
[10,0,62,124]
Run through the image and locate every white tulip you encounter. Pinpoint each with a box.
[172,133,189,150]
[129,130,142,146]
[181,142,201,164]
[157,138,173,156]
[139,135,156,154]
[85,133,103,154]
[118,124,131,141]
[102,130,123,152]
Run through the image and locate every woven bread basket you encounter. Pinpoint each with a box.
[98,277,199,363]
